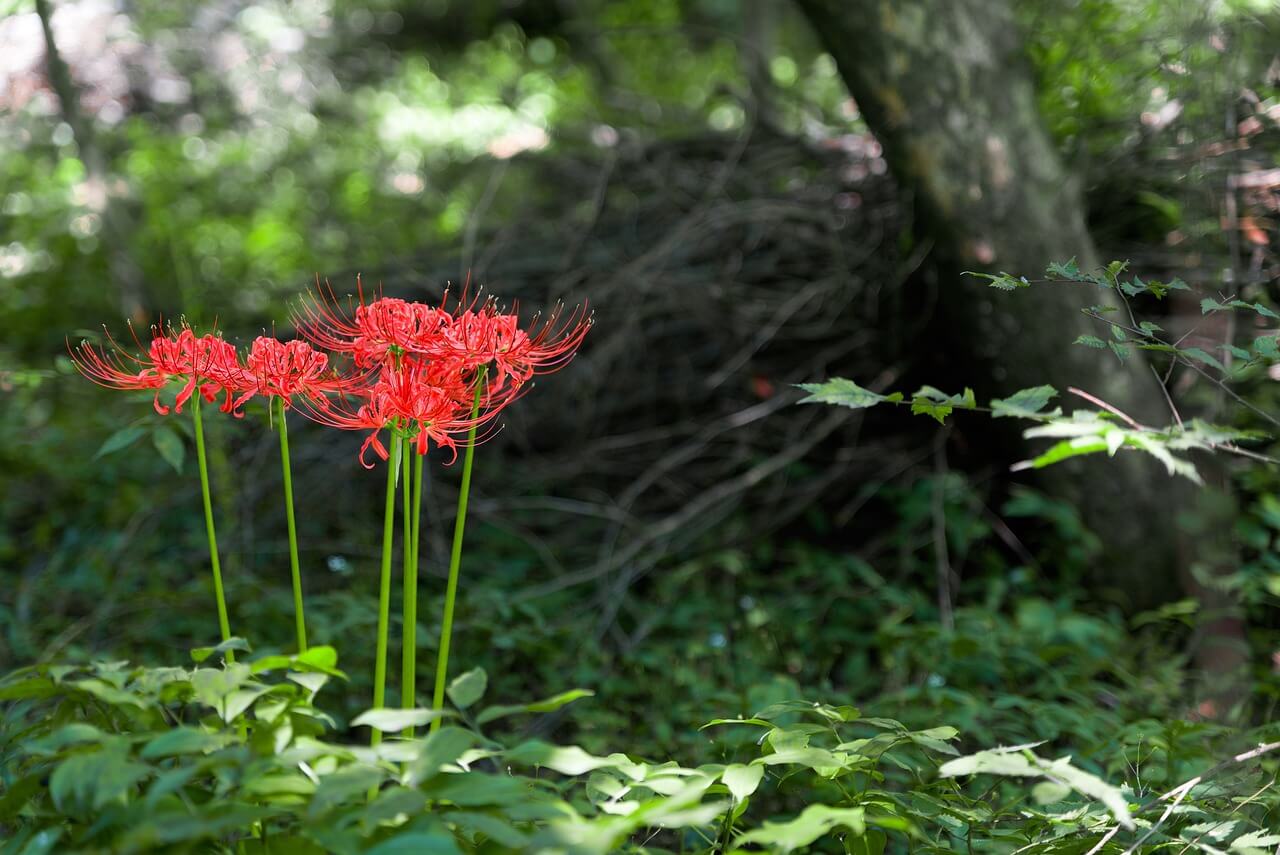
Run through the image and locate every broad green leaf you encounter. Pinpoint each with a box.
[152,426,185,474]
[51,746,150,813]
[722,763,765,801]
[351,708,450,732]
[940,746,1132,829]
[1183,347,1226,373]
[364,833,462,855]
[735,805,867,852]
[476,688,594,724]
[1074,335,1106,349]
[1022,436,1109,469]
[990,386,1058,419]
[446,667,487,709]
[308,764,385,816]
[140,727,229,759]
[938,748,1040,778]
[505,742,625,776]
[407,727,477,786]
[190,637,251,663]
[1232,831,1280,851]
[1031,780,1072,804]
[94,425,147,460]
[847,829,888,855]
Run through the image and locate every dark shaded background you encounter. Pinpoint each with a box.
[3,0,1280,757]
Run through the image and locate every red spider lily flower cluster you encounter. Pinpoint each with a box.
[72,324,249,416]
[72,325,354,418]
[294,282,591,466]
[72,281,592,466]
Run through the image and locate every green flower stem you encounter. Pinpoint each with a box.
[430,369,486,731]
[399,438,411,711]
[192,393,233,663]
[275,397,307,653]
[402,449,424,736]
[371,432,402,747]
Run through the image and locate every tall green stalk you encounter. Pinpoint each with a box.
[275,397,307,653]
[402,450,424,736]
[370,433,402,747]
[192,394,233,663]
[430,371,486,731]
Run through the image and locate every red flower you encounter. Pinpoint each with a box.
[71,324,248,416]
[234,336,352,410]
[294,278,447,369]
[429,301,593,391]
[299,359,508,467]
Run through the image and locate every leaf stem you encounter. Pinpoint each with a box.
[192,394,233,662]
[430,369,486,730]
[371,432,402,747]
[275,397,307,653]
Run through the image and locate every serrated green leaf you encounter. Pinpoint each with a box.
[796,378,901,410]
[1075,335,1106,349]
[965,271,1028,290]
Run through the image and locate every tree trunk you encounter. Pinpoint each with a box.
[791,0,1209,608]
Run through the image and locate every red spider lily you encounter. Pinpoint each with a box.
[427,301,593,391]
[299,358,511,467]
[71,324,248,416]
[232,336,354,410]
[294,278,447,368]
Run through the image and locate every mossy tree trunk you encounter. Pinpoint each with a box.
[793,0,1242,651]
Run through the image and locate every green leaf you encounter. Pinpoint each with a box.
[152,426,185,474]
[796,378,902,410]
[722,763,765,802]
[1183,347,1226,372]
[475,688,593,724]
[1046,258,1081,279]
[940,745,1133,829]
[735,805,867,852]
[308,764,386,816]
[910,386,975,425]
[991,386,1058,419]
[407,727,478,786]
[140,727,230,759]
[847,830,888,855]
[94,425,147,460]
[1232,831,1280,851]
[351,708,450,732]
[51,746,151,813]
[505,742,627,776]
[1024,437,1109,469]
[1031,780,1072,804]
[1074,335,1106,349]
[190,637,251,663]
[446,667,487,709]
[965,270,1029,290]
[363,833,462,855]
[1253,336,1279,360]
